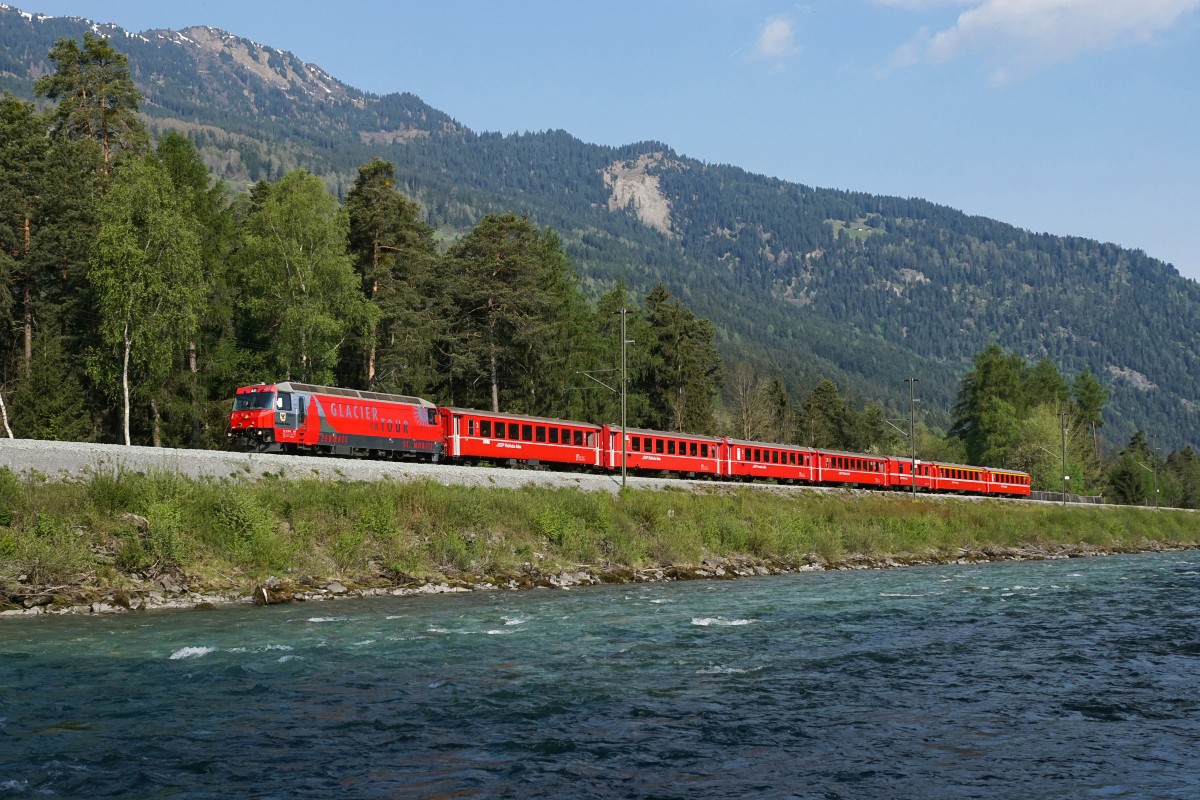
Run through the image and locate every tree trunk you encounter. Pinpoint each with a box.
[0,390,13,438]
[23,288,32,376]
[150,398,162,448]
[122,321,131,446]
[22,213,31,375]
[489,310,499,413]
[366,240,378,387]
[490,349,499,413]
[189,340,201,449]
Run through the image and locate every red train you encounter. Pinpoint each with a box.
[227,382,1031,498]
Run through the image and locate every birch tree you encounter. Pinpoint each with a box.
[90,156,202,445]
[242,169,370,384]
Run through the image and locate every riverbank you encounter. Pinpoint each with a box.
[3,466,1198,617]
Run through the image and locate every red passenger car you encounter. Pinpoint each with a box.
[928,462,990,494]
[884,457,938,492]
[441,408,602,468]
[227,382,442,458]
[603,427,723,477]
[724,439,817,483]
[986,468,1032,497]
[813,449,889,488]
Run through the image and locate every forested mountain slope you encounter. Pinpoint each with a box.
[1,4,1196,448]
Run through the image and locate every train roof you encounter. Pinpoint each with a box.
[442,407,602,429]
[274,382,435,409]
[817,448,888,460]
[726,438,816,450]
[619,426,723,442]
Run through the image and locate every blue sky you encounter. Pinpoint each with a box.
[19,0,1200,280]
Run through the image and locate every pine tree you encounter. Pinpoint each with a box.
[34,33,147,170]
[641,283,722,434]
[0,95,48,379]
[443,213,578,413]
[343,158,439,392]
[1072,366,1108,463]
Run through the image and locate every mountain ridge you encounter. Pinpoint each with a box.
[1,3,1196,449]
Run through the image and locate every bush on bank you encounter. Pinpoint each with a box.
[1,466,1198,595]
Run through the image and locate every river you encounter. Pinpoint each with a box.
[3,551,1199,798]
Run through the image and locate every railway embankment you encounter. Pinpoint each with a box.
[2,440,1199,617]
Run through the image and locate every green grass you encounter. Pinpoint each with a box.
[1,465,1198,599]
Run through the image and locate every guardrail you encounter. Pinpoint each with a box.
[1030,490,1104,505]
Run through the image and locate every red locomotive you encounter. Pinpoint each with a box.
[228,382,443,459]
[227,382,1031,498]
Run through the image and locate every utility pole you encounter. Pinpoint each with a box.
[620,308,628,489]
[905,377,919,496]
[1153,434,1159,509]
[1059,411,1068,506]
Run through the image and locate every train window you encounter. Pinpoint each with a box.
[465,419,474,436]
[655,439,663,454]
[521,425,532,441]
[769,451,776,464]
[631,436,640,452]
[480,420,491,437]
[586,433,595,447]
[689,442,696,457]
[494,422,505,438]
[570,430,580,446]
[548,428,558,444]
[535,426,546,443]
[701,443,708,458]
[667,441,676,455]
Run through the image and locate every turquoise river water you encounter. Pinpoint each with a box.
[3,551,1200,798]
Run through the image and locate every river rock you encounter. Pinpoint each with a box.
[326,581,347,595]
[159,575,185,593]
[22,594,53,609]
[253,583,295,605]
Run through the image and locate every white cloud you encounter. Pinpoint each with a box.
[752,13,801,60]
[884,0,1200,82]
